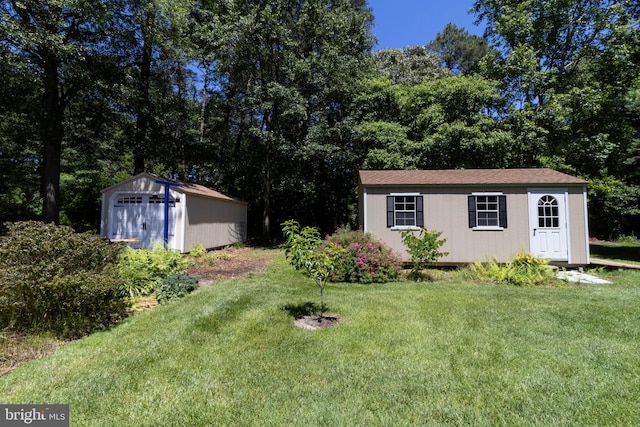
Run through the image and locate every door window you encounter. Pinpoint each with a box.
[537,195,559,228]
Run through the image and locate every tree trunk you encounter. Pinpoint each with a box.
[41,55,64,224]
[133,16,153,174]
[262,148,271,237]
[199,66,209,145]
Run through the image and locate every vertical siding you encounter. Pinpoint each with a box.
[101,175,249,253]
[567,187,589,264]
[100,176,179,244]
[182,195,247,252]
[363,185,588,264]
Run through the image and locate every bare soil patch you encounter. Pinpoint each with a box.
[294,314,342,330]
[187,247,274,284]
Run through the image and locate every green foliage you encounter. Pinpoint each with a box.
[372,46,451,85]
[281,220,323,272]
[428,22,493,74]
[189,242,208,258]
[466,253,556,287]
[156,274,199,304]
[326,228,402,284]
[117,244,190,298]
[4,250,639,425]
[0,221,128,338]
[281,220,341,315]
[401,228,449,280]
[588,177,640,239]
[617,235,640,246]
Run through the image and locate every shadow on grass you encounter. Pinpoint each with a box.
[590,244,640,263]
[281,302,325,319]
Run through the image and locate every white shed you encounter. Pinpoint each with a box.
[100,172,247,252]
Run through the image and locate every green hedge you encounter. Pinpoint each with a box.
[0,221,128,338]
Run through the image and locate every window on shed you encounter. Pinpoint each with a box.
[387,195,424,228]
[114,196,142,207]
[537,195,559,228]
[468,194,507,228]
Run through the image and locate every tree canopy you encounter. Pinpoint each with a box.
[1,0,638,239]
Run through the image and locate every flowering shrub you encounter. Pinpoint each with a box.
[325,229,401,284]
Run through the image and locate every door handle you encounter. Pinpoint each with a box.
[533,228,537,236]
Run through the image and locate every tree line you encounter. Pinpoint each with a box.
[1,0,638,239]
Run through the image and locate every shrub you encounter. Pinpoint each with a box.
[156,274,199,304]
[401,228,449,280]
[326,229,401,284]
[0,221,128,338]
[466,253,556,287]
[189,242,208,258]
[117,244,190,298]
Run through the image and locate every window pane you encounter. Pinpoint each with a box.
[537,195,560,229]
[394,196,417,227]
[475,196,500,227]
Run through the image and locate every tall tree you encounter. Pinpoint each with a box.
[372,46,450,85]
[196,0,374,236]
[472,0,640,236]
[428,22,492,74]
[0,0,112,223]
[111,0,196,175]
[351,74,515,171]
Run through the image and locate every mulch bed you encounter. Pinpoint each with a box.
[187,247,273,283]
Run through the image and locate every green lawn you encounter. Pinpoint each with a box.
[590,239,640,266]
[1,252,639,426]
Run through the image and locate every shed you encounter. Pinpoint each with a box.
[100,172,247,252]
[358,168,590,266]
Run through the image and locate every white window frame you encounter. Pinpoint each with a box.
[389,192,422,230]
[471,192,505,231]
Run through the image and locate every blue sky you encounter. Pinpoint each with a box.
[367,0,484,50]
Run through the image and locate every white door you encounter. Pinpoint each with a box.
[109,195,145,248]
[142,195,177,249]
[109,194,177,249]
[528,189,568,261]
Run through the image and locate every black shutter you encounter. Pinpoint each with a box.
[468,196,476,228]
[499,195,507,228]
[387,196,394,228]
[416,196,424,227]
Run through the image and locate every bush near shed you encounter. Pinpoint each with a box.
[0,221,128,338]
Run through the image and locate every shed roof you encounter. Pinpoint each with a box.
[102,172,245,203]
[359,168,587,186]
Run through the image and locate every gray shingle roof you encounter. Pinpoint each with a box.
[359,169,587,186]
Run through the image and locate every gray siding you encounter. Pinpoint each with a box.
[361,185,589,265]
[101,174,247,253]
[182,195,247,252]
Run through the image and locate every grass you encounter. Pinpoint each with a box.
[1,251,640,426]
[590,236,640,266]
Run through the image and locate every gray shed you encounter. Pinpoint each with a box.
[100,172,247,252]
[359,168,590,266]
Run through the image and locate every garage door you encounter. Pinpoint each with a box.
[109,194,177,249]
